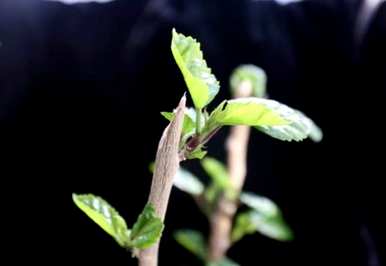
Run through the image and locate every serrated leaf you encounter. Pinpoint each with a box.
[208,98,290,127]
[201,157,230,190]
[174,229,207,260]
[174,168,205,196]
[256,109,323,142]
[232,210,293,243]
[230,64,267,98]
[240,192,279,217]
[130,203,164,249]
[171,29,220,109]
[72,194,130,247]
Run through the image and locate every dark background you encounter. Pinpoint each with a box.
[0,0,385,265]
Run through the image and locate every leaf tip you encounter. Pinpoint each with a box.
[72,193,81,204]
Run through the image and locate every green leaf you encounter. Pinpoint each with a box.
[204,184,220,206]
[232,210,293,243]
[208,98,290,127]
[201,157,230,190]
[174,229,207,260]
[187,148,208,160]
[171,29,220,109]
[160,111,174,121]
[72,194,130,247]
[234,192,294,242]
[149,162,155,173]
[256,109,323,142]
[174,168,205,196]
[129,203,164,249]
[240,192,279,217]
[231,211,258,243]
[230,64,267,98]
[161,108,201,137]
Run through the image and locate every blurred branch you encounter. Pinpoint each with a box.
[208,81,253,262]
[355,0,384,45]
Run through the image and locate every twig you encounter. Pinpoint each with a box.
[138,95,186,266]
[208,81,253,262]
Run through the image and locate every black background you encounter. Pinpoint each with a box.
[0,0,385,265]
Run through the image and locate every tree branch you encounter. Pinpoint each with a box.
[138,95,186,266]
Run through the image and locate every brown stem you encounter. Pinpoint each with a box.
[208,81,253,262]
[138,95,186,266]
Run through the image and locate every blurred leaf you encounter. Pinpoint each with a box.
[204,184,220,206]
[149,162,155,173]
[130,203,164,249]
[240,192,279,217]
[201,157,230,190]
[232,211,257,243]
[174,168,205,196]
[255,108,323,142]
[207,258,240,266]
[208,98,290,127]
[230,65,267,98]
[232,210,293,243]
[72,194,130,247]
[171,29,220,109]
[174,229,207,260]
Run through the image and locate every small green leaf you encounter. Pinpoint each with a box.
[256,109,323,142]
[187,148,208,160]
[201,157,230,190]
[232,210,293,243]
[161,111,174,121]
[230,64,267,98]
[174,229,207,260]
[149,162,155,173]
[161,108,200,137]
[240,192,279,217]
[208,98,290,127]
[174,168,205,196]
[72,194,130,247]
[171,29,220,109]
[130,203,164,249]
